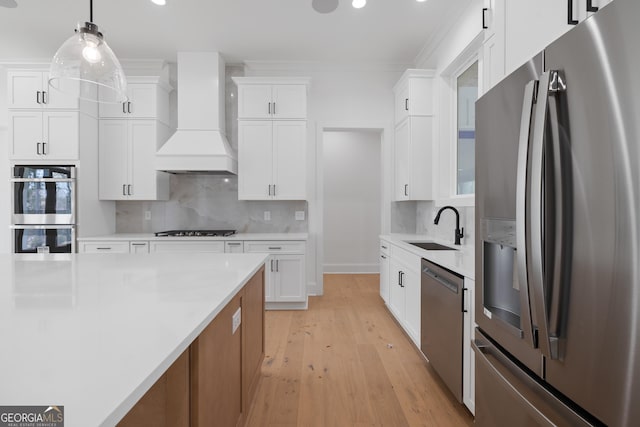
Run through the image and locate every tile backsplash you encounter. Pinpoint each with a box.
[116,175,308,234]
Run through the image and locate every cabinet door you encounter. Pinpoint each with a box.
[99,120,129,200]
[237,85,272,119]
[505,0,586,74]
[394,119,410,201]
[271,85,306,119]
[43,111,79,160]
[273,121,306,200]
[394,79,410,125]
[127,84,157,118]
[7,71,42,109]
[129,120,158,199]
[225,241,245,253]
[238,121,274,200]
[265,257,276,302]
[8,111,42,159]
[274,254,305,302]
[380,252,390,304]
[403,267,421,347]
[388,260,405,322]
[80,241,130,253]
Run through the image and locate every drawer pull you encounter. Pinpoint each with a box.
[131,243,146,246]
[227,242,241,246]
[96,247,111,250]
[268,246,282,250]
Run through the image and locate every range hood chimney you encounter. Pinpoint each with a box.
[156,52,237,174]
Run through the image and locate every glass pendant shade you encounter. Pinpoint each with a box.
[49,22,127,104]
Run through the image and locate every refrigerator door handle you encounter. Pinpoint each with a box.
[516,79,539,349]
[530,71,556,360]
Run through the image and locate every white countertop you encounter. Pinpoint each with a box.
[77,232,308,241]
[0,252,268,427]
[380,234,475,279]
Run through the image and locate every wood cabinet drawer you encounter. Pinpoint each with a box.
[80,242,130,253]
[244,241,305,254]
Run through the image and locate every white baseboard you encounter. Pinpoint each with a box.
[323,263,380,274]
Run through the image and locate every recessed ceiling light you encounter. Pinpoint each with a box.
[352,0,366,9]
[151,0,166,5]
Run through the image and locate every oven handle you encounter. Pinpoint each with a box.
[11,225,75,230]
[11,178,75,183]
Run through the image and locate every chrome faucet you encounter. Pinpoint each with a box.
[434,206,464,245]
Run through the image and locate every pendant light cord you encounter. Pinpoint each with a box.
[89,0,93,23]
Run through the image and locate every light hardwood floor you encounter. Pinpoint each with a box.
[245,274,474,427]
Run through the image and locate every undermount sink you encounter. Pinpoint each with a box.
[407,242,458,251]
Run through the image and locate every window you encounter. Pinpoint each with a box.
[455,61,478,195]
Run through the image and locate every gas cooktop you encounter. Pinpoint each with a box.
[154,230,237,237]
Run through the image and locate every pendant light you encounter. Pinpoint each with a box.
[49,0,127,103]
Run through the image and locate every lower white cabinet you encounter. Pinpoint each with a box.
[387,244,421,347]
[379,240,390,304]
[130,241,150,254]
[79,241,131,254]
[149,241,225,253]
[224,241,244,253]
[245,241,306,306]
[463,277,476,415]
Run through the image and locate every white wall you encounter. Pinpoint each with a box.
[0,66,10,254]
[323,130,381,273]
[243,61,405,294]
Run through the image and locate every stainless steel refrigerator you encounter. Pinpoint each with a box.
[474,1,640,425]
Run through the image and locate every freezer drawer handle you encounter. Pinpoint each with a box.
[568,0,579,25]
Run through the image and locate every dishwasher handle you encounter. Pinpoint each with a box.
[422,266,459,294]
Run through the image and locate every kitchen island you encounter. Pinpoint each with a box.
[0,252,267,427]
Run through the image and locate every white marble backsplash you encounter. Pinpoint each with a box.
[116,175,308,233]
[416,201,475,248]
[390,201,417,233]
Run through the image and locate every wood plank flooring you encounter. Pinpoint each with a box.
[245,274,474,427]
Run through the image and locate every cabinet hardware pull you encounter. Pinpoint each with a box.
[405,98,409,111]
[122,102,127,114]
[122,184,126,196]
[43,91,48,104]
[97,247,111,250]
[268,102,271,114]
[586,0,598,12]
[270,259,274,272]
[273,184,276,196]
[482,7,488,29]
[398,271,402,286]
[42,142,47,155]
[131,243,146,246]
[268,246,282,250]
[227,242,241,246]
[276,260,279,272]
[273,102,276,115]
[36,143,41,155]
[381,245,388,249]
[128,184,132,196]
[127,101,132,114]
[381,255,387,259]
[36,91,41,104]
[568,0,578,25]
[268,184,272,195]
[404,184,408,196]
[462,288,468,313]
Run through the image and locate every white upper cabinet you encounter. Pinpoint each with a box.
[481,0,506,93]
[99,78,171,125]
[238,120,306,200]
[234,77,310,201]
[234,77,309,120]
[99,120,170,201]
[392,70,435,201]
[9,111,79,160]
[393,69,434,125]
[7,70,79,110]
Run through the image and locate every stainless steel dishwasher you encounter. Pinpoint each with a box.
[420,258,465,403]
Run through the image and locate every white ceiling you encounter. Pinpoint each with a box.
[0,0,469,64]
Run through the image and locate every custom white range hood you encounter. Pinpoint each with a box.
[156,52,237,174]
